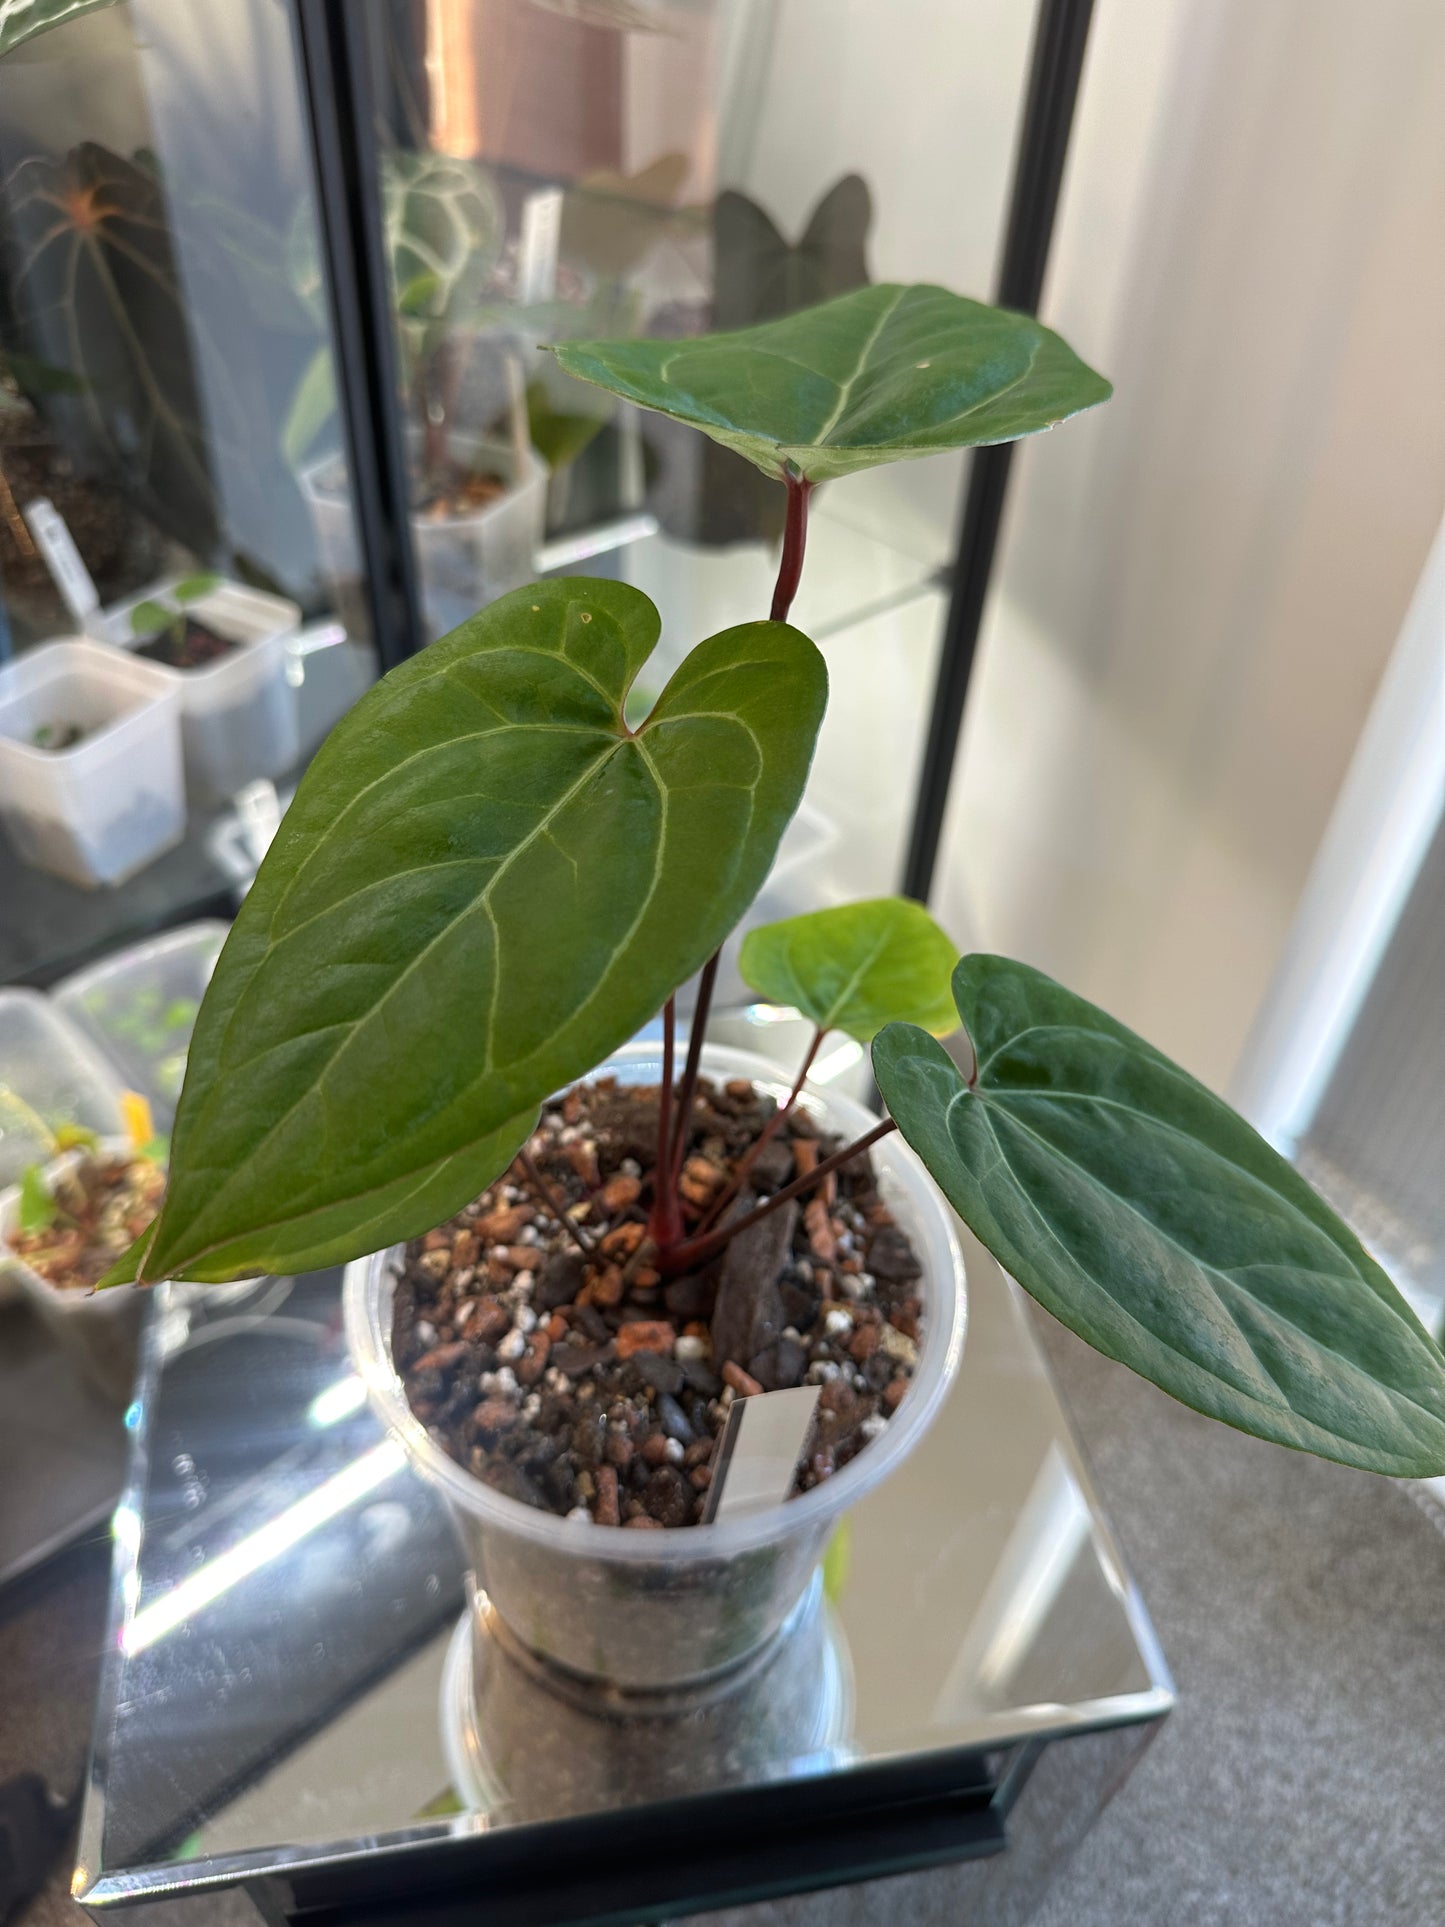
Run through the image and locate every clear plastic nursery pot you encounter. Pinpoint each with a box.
[345,1042,966,1693]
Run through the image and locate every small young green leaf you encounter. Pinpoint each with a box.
[873,956,1445,1477]
[129,598,174,638]
[53,1122,99,1152]
[128,578,827,1284]
[17,1163,56,1235]
[551,283,1111,483]
[739,897,957,1043]
[172,571,221,603]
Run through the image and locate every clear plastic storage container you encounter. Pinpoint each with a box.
[89,579,302,805]
[0,990,128,1308]
[0,1139,147,1402]
[53,920,229,1125]
[0,639,185,887]
[0,989,127,1188]
[302,436,547,642]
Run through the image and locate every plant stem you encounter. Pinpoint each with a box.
[649,996,684,1251]
[664,1117,897,1273]
[517,1146,596,1258]
[770,467,813,623]
[694,1024,827,1235]
[669,950,720,1184]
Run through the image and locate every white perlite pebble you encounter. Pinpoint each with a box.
[544,1367,567,1392]
[621,1157,641,1178]
[513,1303,537,1334]
[861,1414,887,1441]
[414,1321,437,1347]
[675,1334,707,1362]
[565,1506,591,1523]
[481,1366,519,1397]
[824,1307,854,1338]
[497,1328,526,1363]
[522,1393,542,1421]
[839,1273,867,1301]
[664,1437,685,1465]
[807,1359,841,1384]
[513,1270,535,1299]
[878,1323,919,1368]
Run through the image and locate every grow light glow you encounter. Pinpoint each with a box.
[121,1439,403,1656]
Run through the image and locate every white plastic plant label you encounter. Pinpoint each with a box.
[702,1384,820,1525]
[517,186,563,307]
[22,497,99,622]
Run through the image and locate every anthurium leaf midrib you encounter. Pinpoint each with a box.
[873,955,1445,1476]
[130,579,825,1283]
[739,897,958,1043]
[551,284,1112,483]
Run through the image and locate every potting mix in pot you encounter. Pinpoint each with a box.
[394,1069,927,1527]
[9,1143,165,1291]
[103,282,1445,1641]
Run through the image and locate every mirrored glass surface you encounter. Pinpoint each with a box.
[78,1222,1170,1900]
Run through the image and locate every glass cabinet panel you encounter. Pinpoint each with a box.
[0,0,376,980]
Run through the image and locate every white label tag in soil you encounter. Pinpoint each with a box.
[22,497,99,621]
[702,1385,820,1525]
[517,187,563,307]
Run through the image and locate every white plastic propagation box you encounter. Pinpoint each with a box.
[0,639,185,887]
[53,920,228,1125]
[90,578,303,805]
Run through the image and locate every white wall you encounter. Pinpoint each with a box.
[935,0,1445,1089]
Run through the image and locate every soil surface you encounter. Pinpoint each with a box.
[393,1074,926,1529]
[135,616,236,670]
[7,1152,164,1291]
[415,465,508,520]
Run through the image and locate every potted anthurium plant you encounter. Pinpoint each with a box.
[104,284,1445,1698]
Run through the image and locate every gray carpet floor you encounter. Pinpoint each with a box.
[5,1281,1444,1926]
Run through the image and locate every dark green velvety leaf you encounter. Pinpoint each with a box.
[739,897,957,1043]
[873,955,1445,1476]
[126,578,826,1284]
[551,283,1111,483]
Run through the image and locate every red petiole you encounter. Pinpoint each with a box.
[641,468,822,1267]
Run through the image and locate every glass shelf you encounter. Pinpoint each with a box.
[76,1239,1171,1921]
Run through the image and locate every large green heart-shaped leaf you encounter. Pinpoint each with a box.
[739,898,957,1043]
[116,579,826,1285]
[873,955,1445,1476]
[550,283,1111,483]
